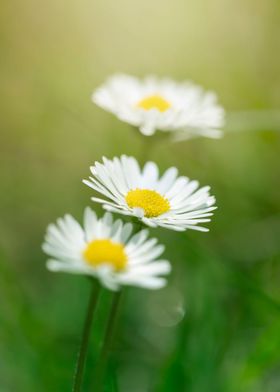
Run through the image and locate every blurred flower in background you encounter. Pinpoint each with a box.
[92,74,225,139]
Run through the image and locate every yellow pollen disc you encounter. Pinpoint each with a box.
[126,189,170,218]
[137,95,171,112]
[83,239,127,271]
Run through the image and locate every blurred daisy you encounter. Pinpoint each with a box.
[42,208,170,291]
[83,156,216,232]
[92,74,224,139]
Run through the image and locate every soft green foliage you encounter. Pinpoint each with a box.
[1,0,280,390]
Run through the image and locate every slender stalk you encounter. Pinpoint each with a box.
[93,290,123,391]
[72,279,101,392]
[140,136,156,163]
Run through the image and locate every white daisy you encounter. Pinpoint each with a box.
[42,208,171,291]
[83,156,216,232]
[92,74,224,139]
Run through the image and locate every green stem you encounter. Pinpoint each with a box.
[72,280,101,392]
[136,127,166,164]
[140,136,156,163]
[93,290,123,391]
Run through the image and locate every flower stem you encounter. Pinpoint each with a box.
[93,290,123,391]
[72,279,101,392]
[139,135,157,163]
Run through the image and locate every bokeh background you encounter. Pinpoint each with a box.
[1,0,280,391]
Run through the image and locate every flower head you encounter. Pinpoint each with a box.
[92,74,224,139]
[83,156,216,232]
[42,208,170,291]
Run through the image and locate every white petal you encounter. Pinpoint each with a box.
[47,260,94,276]
[83,207,97,242]
[129,260,171,276]
[116,275,167,290]
[156,167,178,194]
[141,161,159,187]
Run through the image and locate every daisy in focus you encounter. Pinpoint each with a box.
[83,156,216,232]
[42,208,170,291]
[92,74,224,139]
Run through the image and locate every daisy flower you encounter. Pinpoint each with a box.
[42,208,171,291]
[92,74,224,139]
[83,156,216,232]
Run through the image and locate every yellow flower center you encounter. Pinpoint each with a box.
[137,95,171,112]
[126,189,170,218]
[83,239,127,271]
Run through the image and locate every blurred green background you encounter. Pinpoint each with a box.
[1,0,280,391]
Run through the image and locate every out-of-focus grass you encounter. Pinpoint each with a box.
[1,0,280,390]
